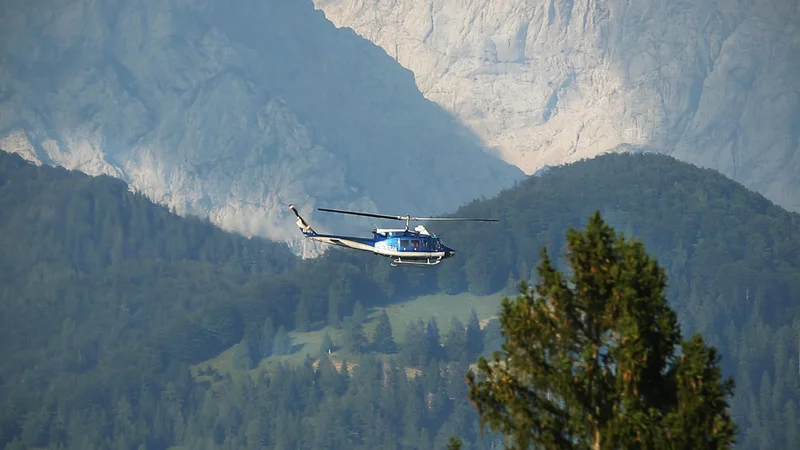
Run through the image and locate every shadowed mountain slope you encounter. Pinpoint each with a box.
[0,0,525,254]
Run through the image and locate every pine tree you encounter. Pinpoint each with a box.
[319,332,335,356]
[328,278,352,329]
[444,316,467,362]
[352,300,365,324]
[342,316,366,353]
[328,299,340,329]
[259,317,276,359]
[465,308,484,358]
[401,320,427,366]
[272,326,292,356]
[425,317,442,363]
[372,309,397,354]
[462,211,737,449]
[295,298,310,332]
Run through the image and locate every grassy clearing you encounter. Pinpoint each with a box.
[364,291,505,343]
[192,291,508,380]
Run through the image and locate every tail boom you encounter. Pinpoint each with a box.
[288,204,375,253]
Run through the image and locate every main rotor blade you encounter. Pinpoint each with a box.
[317,207,499,223]
[317,207,406,221]
[411,217,499,222]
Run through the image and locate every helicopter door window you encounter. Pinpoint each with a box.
[400,240,410,247]
[411,240,420,250]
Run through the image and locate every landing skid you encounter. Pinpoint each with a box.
[390,256,443,267]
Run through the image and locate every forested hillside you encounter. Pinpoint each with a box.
[1,150,799,449]
[0,150,500,449]
[0,150,292,446]
[431,152,800,449]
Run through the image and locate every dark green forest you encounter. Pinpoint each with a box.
[1,150,799,449]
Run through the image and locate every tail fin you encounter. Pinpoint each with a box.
[288,204,316,235]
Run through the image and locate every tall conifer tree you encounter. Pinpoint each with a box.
[372,309,397,354]
[463,211,737,449]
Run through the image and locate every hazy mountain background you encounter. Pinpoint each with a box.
[314,0,800,213]
[2,0,799,448]
[0,0,525,255]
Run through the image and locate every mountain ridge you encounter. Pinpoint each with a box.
[0,0,525,255]
[313,0,800,213]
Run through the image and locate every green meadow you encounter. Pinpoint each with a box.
[194,291,506,379]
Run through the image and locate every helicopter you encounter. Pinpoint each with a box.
[288,204,498,267]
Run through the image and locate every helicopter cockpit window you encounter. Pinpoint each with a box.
[411,240,420,248]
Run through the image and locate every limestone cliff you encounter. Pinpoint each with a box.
[0,0,525,254]
[314,0,800,212]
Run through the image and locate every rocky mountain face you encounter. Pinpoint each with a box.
[314,0,800,212]
[0,0,525,254]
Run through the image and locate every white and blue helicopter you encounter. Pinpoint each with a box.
[288,204,498,267]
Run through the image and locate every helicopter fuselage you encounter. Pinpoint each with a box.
[299,226,456,266]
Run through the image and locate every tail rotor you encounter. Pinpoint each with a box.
[288,204,316,235]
